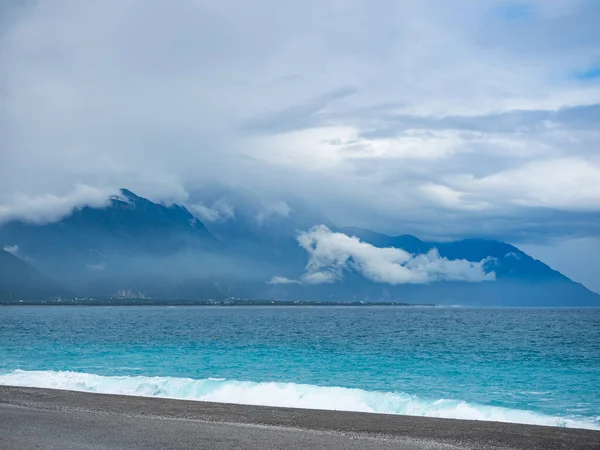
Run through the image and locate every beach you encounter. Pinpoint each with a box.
[1,386,599,450]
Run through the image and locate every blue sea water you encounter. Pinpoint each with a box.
[1,306,599,429]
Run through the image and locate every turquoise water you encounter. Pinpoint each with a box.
[1,306,599,429]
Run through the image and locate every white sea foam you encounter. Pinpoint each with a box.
[1,370,598,430]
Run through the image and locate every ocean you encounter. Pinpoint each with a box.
[1,306,599,429]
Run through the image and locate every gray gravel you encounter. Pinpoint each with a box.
[1,386,599,449]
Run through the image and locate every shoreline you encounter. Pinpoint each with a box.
[1,386,599,449]
[2,303,600,309]
[0,301,436,307]
[0,304,437,307]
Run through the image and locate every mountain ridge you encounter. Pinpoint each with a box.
[0,188,597,306]
[339,227,569,283]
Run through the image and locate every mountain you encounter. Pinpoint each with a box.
[340,227,568,283]
[0,188,598,306]
[0,249,70,300]
[0,189,216,255]
[339,227,431,254]
[0,189,221,295]
[327,227,598,306]
[188,185,335,242]
[187,185,333,265]
[184,185,337,280]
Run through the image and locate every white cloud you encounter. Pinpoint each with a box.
[0,185,116,225]
[0,0,599,245]
[189,199,235,223]
[191,204,221,222]
[286,225,495,285]
[265,201,292,218]
[267,276,300,285]
[255,200,294,225]
[418,183,490,211]
[301,271,340,284]
[2,245,19,256]
[445,158,600,211]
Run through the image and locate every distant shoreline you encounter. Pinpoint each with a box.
[3,302,600,308]
[1,386,599,449]
[0,299,436,307]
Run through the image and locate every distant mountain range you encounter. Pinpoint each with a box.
[0,188,598,306]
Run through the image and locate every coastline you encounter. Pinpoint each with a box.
[0,300,436,307]
[1,386,599,449]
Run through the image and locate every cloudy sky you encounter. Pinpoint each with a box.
[1,0,599,290]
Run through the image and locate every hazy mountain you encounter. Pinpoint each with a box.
[188,185,335,241]
[0,249,70,300]
[0,189,598,306]
[340,227,568,283]
[186,185,332,266]
[0,188,216,253]
[266,227,599,307]
[184,185,337,279]
[0,189,221,294]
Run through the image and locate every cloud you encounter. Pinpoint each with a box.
[280,225,495,285]
[264,201,292,218]
[0,185,116,225]
[418,184,490,211]
[267,276,300,285]
[189,200,235,223]
[243,87,358,134]
[255,200,294,225]
[2,245,19,256]
[437,158,600,211]
[0,0,599,246]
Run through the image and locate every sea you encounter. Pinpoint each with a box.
[1,306,599,429]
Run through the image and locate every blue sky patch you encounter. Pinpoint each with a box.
[495,2,534,21]
[573,67,600,80]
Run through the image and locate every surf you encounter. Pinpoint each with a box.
[1,369,598,430]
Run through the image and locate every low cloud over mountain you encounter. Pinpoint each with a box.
[272,226,495,285]
[1,1,599,293]
[0,189,597,306]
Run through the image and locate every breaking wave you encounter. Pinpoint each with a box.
[1,370,598,430]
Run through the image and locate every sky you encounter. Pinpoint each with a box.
[0,0,599,291]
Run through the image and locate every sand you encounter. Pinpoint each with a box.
[1,386,599,449]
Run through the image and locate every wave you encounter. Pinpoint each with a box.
[1,370,598,430]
